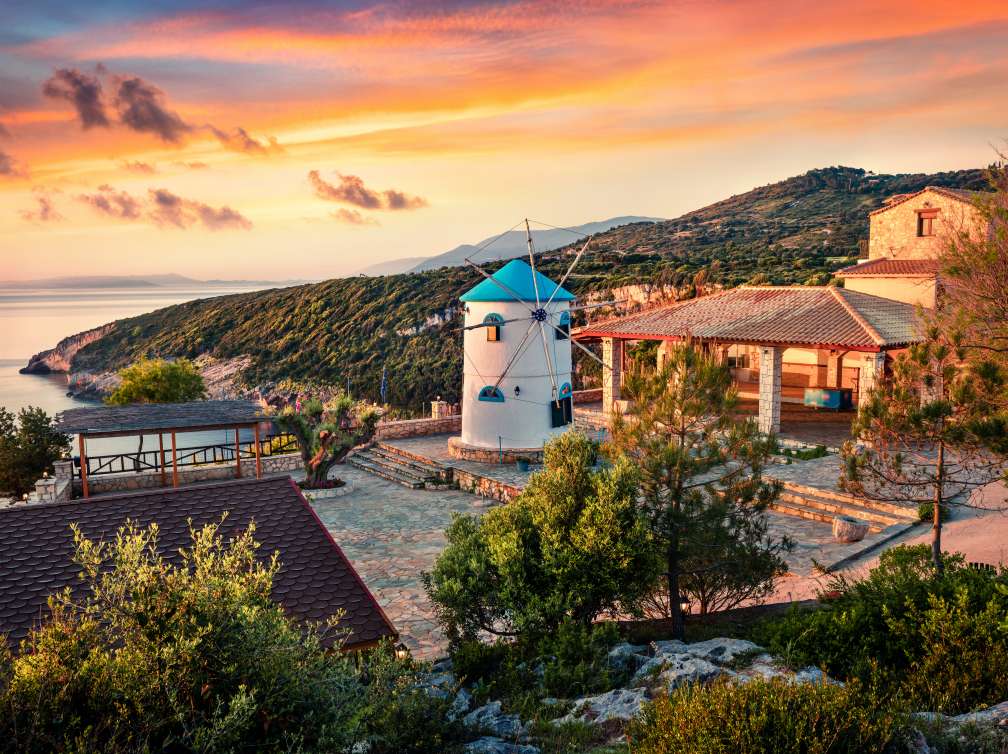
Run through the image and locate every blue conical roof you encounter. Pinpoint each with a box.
[460,259,575,303]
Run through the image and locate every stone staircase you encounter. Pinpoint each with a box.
[770,481,919,533]
[348,443,453,490]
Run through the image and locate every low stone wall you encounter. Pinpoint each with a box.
[452,467,523,503]
[448,436,544,464]
[375,414,461,440]
[32,475,72,503]
[573,388,602,404]
[73,452,302,496]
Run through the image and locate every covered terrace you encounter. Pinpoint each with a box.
[574,286,923,444]
[55,400,274,498]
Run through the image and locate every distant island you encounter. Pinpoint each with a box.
[355,216,663,276]
[1,273,310,289]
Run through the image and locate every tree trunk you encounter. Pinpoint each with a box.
[932,439,945,575]
[668,526,684,641]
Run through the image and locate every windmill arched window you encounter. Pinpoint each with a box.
[551,382,574,427]
[478,385,505,403]
[484,313,504,342]
[555,311,570,340]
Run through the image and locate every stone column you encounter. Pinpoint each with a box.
[825,351,845,389]
[656,340,672,371]
[858,352,886,402]
[758,345,782,435]
[602,337,623,414]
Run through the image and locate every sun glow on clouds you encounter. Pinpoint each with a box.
[0,0,1006,280]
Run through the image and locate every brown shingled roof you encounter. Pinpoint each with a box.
[56,400,269,436]
[0,477,396,651]
[836,258,939,277]
[869,186,977,216]
[576,286,923,350]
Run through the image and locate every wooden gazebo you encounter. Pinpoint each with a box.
[55,400,270,498]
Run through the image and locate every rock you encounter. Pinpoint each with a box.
[655,655,726,691]
[419,670,457,700]
[792,666,838,685]
[449,688,473,721]
[651,639,688,656]
[683,638,764,665]
[832,515,869,543]
[607,643,651,672]
[463,737,540,754]
[906,728,934,754]
[558,687,649,725]
[949,700,1008,727]
[463,701,529,740]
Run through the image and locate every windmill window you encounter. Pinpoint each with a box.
[478,385,505,403]
[917,209,939,237]
[555,311,570,340]
[550,396,573,427]
[484,313,504,342]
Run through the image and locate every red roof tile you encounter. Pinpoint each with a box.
[576,286,922,349]
[836,258,939,277]
[0,477,396,651]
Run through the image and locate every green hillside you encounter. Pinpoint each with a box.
[69,166,989,410]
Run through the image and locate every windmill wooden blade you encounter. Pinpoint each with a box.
[492,317,540,390]
[540,316,612,372]
[537,320,559,398]
[457,315,530,332]
[544,236,591,308]
[524,218,543,310]
[567,300,624,313]
[463,260,538,317]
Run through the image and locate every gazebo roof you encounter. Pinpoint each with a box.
[460,259,575,303]
[56,399,268,437]
[575,286,923,351]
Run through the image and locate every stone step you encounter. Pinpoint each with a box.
[780,481,918,520]
[375,442,450,476]
[369,445,447,481]
[347,455,425,489]
[777,490,908,528]
[768,499,886,534]
[355,449,431,483]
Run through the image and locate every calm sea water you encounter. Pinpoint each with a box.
[0,286,273,455]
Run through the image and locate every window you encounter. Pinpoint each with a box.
[917,209,938,237]
[478,385,505,402]
[555,311,570,340]
[550,396,573,427]
[484,313,503,342]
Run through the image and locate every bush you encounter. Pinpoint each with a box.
[917,500,951,522]
[627,677,907,754]
[105,357,206,405]
[0,406,69,497]
[755,544,1008,714]
[424,432,658,643]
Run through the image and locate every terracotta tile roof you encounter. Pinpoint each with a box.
[836,258,939,277]
[56,400,269,436]
[576,286,922,349]
[870,186,977,216]
[0,477,396,651]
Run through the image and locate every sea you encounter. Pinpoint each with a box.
[0,285,274,456]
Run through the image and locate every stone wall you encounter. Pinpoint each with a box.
[74,452,303,496]
[452,467,523,503]
[868,189,981,260]
[573,388,602,403]
[375,414,461,440]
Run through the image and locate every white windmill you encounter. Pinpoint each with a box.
[448,220,614,463]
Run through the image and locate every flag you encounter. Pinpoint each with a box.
[380,366,387,404]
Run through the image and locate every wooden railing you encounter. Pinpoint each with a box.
[72,432,299,480]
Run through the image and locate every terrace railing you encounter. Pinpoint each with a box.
[72,432,300,480]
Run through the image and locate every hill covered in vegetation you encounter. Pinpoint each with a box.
[63,166,989,410]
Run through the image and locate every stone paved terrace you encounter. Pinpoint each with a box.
[308,464,500,659]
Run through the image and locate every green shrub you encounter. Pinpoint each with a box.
[917,500,951,522]
[424,432,658,644]
[754,544,1008,714]
[627,677,908,754]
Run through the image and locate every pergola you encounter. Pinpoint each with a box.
[55,400,271,498]
[575,286,924,434]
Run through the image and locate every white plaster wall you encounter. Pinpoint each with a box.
[461,299,573,449]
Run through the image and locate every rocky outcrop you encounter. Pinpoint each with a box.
[20,323,116,374]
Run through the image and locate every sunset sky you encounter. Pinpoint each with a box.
[1,0,1006,281]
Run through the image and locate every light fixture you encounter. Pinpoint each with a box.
[394,642,410,660]
[514,386,521,397]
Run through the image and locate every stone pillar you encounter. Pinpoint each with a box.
[825,351,845,389]
[858,352,886,402]
[431,399,450,419]
[53,459,74,482]
[758,346,782,435]
[602,338,623,414]
[656,341,673,371]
